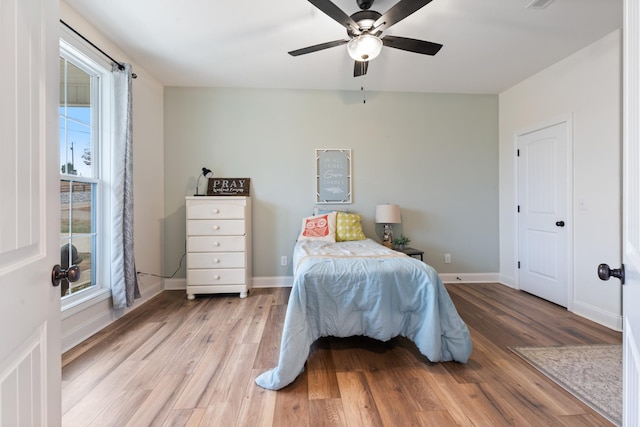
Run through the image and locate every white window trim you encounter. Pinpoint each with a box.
[60,26,115,313]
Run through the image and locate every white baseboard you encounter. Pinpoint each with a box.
[61,276,164,353]
[164,277,186,290]
[439,272,501,284]
[163,276,295,290]
[497,273,517,289]
[571,300,623,332]
[252,276,294,288]
[61,303,113,353]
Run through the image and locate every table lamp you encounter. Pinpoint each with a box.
[375,204,401,248]
[194,167,214,196]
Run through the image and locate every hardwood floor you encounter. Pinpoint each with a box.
[62,284,622,426]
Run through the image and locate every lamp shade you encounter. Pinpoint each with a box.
[375,204,401,224]
[194,166,214,196]
[201,167,214,179]
[347,34,383,62]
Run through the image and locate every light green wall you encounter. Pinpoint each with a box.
[164,88,498,278]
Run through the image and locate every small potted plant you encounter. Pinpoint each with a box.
[393,234,411,250]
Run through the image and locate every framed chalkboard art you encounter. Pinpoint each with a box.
[316,149,352,204]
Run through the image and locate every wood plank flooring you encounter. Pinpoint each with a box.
[62,284,622,426]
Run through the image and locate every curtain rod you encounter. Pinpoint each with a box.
[60,19,137,79]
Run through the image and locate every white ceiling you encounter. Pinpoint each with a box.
[63,0,622,94]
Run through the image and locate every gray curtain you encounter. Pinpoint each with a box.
[111,63,140,309]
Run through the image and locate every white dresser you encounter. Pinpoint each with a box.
[185,196,251,299]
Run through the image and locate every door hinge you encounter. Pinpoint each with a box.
[517,149,520,157]
[517,205,520,213]
[518,261,521,269]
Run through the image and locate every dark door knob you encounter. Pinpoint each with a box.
[555,221,565,227]
[597,263,625,285]
[51,264,81,287]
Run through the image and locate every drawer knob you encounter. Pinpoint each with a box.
[213,258,220,263]
[213,225,220,230]
[212,208,219,214]
[214,242,220,247]
[214,275,221,280]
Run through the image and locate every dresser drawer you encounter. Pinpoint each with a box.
[187,236,246,252]
[187,202,246,220]
[187,252,245,269]
[187,268,246,285]
[187,219,245,236]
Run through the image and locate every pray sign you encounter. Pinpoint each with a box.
[207,178,250,196]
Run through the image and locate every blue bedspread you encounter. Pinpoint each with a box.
[255,249,472,390]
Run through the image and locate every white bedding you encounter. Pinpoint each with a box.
[293,238,405,274]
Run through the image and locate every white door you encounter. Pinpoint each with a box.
[517,120,571,307]
[0,0,61,425]
[620,1,640,424]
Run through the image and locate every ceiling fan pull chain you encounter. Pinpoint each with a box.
[361,76,366,104]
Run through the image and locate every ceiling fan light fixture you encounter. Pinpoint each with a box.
[347,34,383,62]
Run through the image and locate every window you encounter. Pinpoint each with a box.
[59,31,113,307]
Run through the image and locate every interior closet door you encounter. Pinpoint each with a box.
[517,120,571,307]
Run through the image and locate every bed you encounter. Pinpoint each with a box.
[255,212,472,390]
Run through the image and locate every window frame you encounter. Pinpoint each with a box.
[59,26,115,313]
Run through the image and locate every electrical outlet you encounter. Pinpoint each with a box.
[281,256,288,266]
[444,253,452,264]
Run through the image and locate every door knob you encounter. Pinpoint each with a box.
[597,263,625,285]
[51,264,81,287]
[555,221,565,227]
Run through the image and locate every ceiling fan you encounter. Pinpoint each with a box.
[288,0,442,77]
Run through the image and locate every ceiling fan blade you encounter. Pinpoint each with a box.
[288,39,349,56]
[382,35,442,55]
[373,0,433,32]
[354,61,369,77]
[309,0,360,34]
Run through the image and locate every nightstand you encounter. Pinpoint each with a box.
[395,247,424,261]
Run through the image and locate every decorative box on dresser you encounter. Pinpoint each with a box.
[185,196,251,300]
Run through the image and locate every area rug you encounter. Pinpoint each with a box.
[509,344,622,426]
